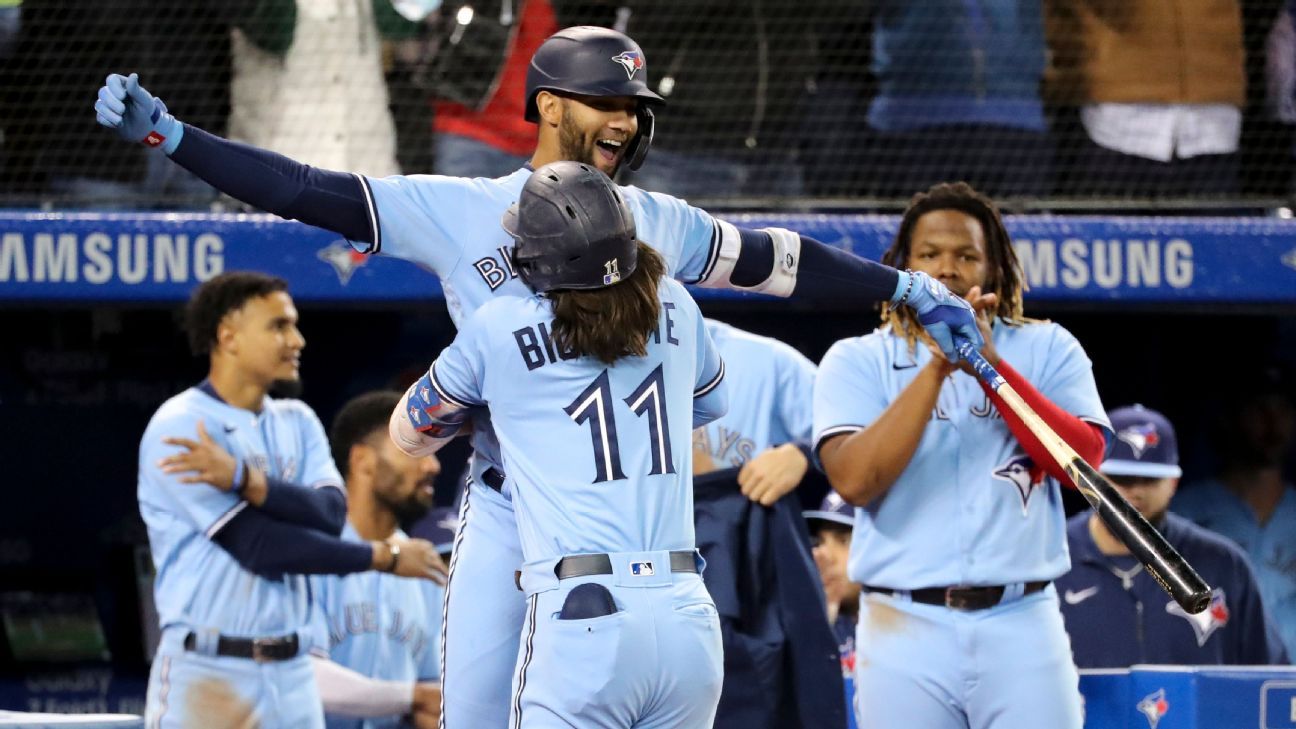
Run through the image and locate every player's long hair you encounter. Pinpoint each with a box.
[879,182,1032,352]
[548,242,666,364]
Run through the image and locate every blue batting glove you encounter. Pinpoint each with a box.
[94,73,184,154]
[891,270,984,361]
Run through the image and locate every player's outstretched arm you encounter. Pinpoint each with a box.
[94,73,373,242]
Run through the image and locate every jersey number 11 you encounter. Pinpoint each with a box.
[564,364,675,483]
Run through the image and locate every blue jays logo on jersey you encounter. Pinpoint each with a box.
[992,454,1038,514]
[612,51,644,79]
[1165,588,1229,647]
[1116,423,1160,457]
[1136,688,1169,729]
[318,240,370,285]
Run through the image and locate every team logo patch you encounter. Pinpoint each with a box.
[1117,423,1160,457]
[992,454,1038,514]
[318,240,370,285]
[630,561,655,576]
[1165,588,1229,647]
[612,51,644,80]
[1136,688,1170,729]
[603,258,622,285]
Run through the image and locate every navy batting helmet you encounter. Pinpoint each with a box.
[502,161,638,293]
[525,26,664,170]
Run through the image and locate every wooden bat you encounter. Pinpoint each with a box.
[954,339,1212,614]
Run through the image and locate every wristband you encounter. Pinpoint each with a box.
[384,543,401,573]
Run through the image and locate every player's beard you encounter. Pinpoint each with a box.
[268,378,303,399]
[374,459,434,525]
[557,106,615,176]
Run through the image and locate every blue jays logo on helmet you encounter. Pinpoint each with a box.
[993,454,1039,514]
[612,51,644,79]
[1117,423,1161,458]
[1136,689,1169,729]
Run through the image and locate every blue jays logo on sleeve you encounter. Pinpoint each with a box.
[612,51,644,79]
[317,240,370,285]
[992,454,1038,514]
[1116,423,1160,457]
[1164,588,1229,647]
[1136,688,1169,729]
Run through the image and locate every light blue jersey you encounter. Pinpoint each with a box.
[356,169,733,489]
[813,321,1111,589]
[1172,479,1296,657]
[426,277,726,563]
[693,319,816,466]
[138,385,343,637]
[313,523,445,729]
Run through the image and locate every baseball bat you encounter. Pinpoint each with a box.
[954,338,1212,615]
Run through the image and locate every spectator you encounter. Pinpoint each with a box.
[1057,405,1289,668]
[617,0,823,198]
[312,390,446,729]
[1046,0,1247,197]
[426,0,559,177]
[804,492,860,729]
[856,0,1053,199]
[692,319,817,506]
[1172,368,1296,657]
[229,0,418,177]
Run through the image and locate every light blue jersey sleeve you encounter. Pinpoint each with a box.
[353,174,476,274]
[139,409,244,534]
[427,304,497,409]
[812,335,890,452]
[289,401,346,490]
[623,187,724,283]
[688,292,728,427]
[1033,324,1111,431]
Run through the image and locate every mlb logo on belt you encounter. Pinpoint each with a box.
[630,561,655,576]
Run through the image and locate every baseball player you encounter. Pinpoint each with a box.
[389,161,728,727]
[692,319,816,506]
[311,391,448,729]
[814,182,1111,729]
[96,27,981,727]
[1056,404,1289,668]
[803,493,860,729]
[138,272,444,728]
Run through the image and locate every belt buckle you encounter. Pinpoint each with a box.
[944,586,974,611]
[251,637,278,663]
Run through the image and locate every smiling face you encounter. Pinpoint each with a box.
[537,90,639,177]
[905,209,989,298]
[218,291,305,388]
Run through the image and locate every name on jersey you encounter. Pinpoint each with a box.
[328,602,430,659]
[473,247,518,291]
[1013,238,1193,290]
[0,232,224,284]
[512,301,682,371]
[693,426,756,466]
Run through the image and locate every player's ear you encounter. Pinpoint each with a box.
[536,91,563,126]
[349,442,376,479]
[214,313,239,356]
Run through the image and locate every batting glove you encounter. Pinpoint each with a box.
[892,270,984,360]
[94,73,184,154]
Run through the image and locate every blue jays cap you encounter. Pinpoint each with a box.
[409,505,459,557]
[803,492,854,529]
[1101,404,1182,479]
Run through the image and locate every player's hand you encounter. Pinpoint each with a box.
[94,73,184,153]
[388,538,449,584]
[158,421,239,491]
[408,682,441,728]
[894,271,983,361]
[739,444,810,506]
[924,286,999,377]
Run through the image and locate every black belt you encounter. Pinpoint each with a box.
[183,632,300,662]
[556,550,698,579]
[480,467,505,492]
[863,581,1050,611]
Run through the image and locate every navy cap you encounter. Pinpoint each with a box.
[409,505,459,557]
[803,492,854,529]
[1101,404,1182,479]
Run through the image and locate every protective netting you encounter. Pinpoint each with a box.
[1,0,1294,210]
